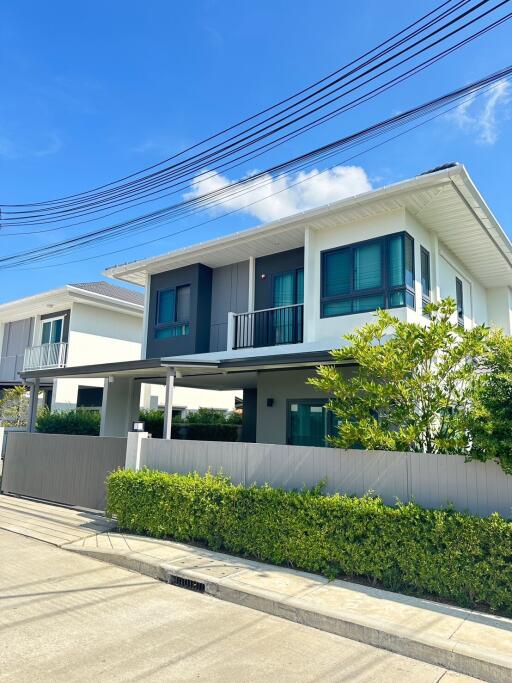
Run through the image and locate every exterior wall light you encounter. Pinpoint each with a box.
[132,420,145,432]
[266,398,274,407]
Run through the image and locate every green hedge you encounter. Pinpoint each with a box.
[107,469,512,616]
[139,409,240,441]
[36,408,101,435]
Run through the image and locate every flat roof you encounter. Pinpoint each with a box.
[19,350,337,391]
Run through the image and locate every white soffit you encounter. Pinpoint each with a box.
[105,165,512,288]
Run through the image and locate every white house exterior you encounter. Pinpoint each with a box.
[19,164,512,444]
[0,282,240,416]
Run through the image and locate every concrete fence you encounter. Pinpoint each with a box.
[139,438,512,518]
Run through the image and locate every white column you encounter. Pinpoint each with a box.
[163,367,175,440]
[27,379,40,432]
[226,312,236,352]
[432,233,441,303]
[303,226,316,342]
[248,256,255,312]
[141,272,150,359]
[125,431,149,470]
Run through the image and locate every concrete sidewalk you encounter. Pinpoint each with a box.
[64,531,512,683]
[1,494,511,683]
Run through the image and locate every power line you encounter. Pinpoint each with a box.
[1,63,510,269]
[2,0,507,225]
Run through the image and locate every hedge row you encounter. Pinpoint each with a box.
[36,408,100,435]
[106,468,512,616]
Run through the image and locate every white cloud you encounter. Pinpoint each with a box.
[185,165,372,222]
[449,79,511,145]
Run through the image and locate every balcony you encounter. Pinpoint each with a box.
[232,304,304,350]
[23,342,68,371]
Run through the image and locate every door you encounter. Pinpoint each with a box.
[287,400,331,447]
[271,269,304,344]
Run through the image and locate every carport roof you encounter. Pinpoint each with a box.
[18,350,336,390]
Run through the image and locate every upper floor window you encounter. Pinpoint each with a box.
[320,232,415,318]
[455,277,464,328]
[155,285,191,339]
[41,317,63,345]
[420,247,431,313]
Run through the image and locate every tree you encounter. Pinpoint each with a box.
[0,386,30,428]
[469,331,512,473]
[309,299,489,454]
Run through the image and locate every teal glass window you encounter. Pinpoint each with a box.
[321,232,415,318]
[155,285,190,338]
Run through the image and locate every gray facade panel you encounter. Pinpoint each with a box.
[146,264,212,358]
[0,317,34,383]
[209,261,249,352]
[255,247,304,310]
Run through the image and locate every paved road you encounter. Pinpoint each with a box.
[0,529,478,683]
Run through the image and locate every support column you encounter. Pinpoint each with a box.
[226,312,236,352]
[248,256,255,312]
[432,233,441,303]
[27,379,40,433]
[163,367,175,440]
[100,376,141,437]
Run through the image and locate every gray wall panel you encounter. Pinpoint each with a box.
[0,318,34,383]
[209,261,249,352]
[140,439,512,518]
[1,432,127,511]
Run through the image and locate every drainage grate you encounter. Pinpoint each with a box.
[169,575,205,593]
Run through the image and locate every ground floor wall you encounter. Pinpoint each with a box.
[254,367,354,445]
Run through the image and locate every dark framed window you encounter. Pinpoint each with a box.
[420,247,431,313]
[155,285,191,339]
[320,232,415,318]
[286,399,336,447]
[455,277,464,328]
[76,386,103,410]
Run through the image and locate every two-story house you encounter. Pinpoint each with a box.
[1,281,240,416]
[19,164,512,444]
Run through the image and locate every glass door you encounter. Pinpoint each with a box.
[40,318,64,366]
[272,268,304,344]
[287,400,330,447]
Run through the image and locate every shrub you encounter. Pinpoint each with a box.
[36,408,101,435]
[138,408,241,440]
[107,469,512,616]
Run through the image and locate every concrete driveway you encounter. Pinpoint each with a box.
[0,526,478,683]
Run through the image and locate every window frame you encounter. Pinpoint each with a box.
[286,398,334,447]
[420,246,431,314]
[40,316,65,345]
[455,277,464,328]
[320,231,415,318]
[155,284,191,338]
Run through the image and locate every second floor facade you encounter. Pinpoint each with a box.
[0,282,143,384]
[106,164,512,360]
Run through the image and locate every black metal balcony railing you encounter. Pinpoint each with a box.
[233,304,304,350]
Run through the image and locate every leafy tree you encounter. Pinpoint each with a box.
[469,331,512,473]
[0,386,30,427]
[309,299,489,454]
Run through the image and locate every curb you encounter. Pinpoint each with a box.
[64,545,511,683]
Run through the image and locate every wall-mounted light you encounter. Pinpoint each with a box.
[260,273,267,280]
[132,420,146,432]
[266,398,274,407]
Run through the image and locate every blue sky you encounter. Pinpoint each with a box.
[0,0,511,301]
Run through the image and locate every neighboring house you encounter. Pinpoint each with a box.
[19,164,512,444]
[0,281,240,415]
